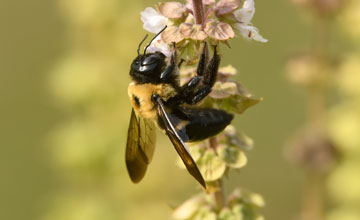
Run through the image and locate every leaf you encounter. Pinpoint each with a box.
[210,81,253,99]
[208,81,261,114]
[197,149,226,182]
[210,93,262,114]
[218,208,242,220]
[204,20,235,41]
[172,194,205,220]
[218,144,247,169]
[157,2,186,19]
[223,125,254,151]
[193,206,217,220]
[231,204,245,220]
[209,81,238,99]
[228,188,265,208]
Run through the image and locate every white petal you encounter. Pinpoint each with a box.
[140,7,168,33]
[235,24,268,43]
[146,35,171,57]
[233,0,255,24]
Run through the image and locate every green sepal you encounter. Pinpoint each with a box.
[207,81,262,114]
[218,144,247,169]
[197,149,227,182]
[172,194,206,220]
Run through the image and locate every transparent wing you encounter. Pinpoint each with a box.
[154,97,206,188]
[126,109,156,183]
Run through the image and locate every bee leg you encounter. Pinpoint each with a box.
[160,43,178,81]
[185,45,220,104]
[182,76,201,96]
[203,45,220,88]
[186,85,211,104]
[196,42,207,76]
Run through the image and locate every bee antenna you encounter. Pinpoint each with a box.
[144,25,167,54]
[137,34,149,56]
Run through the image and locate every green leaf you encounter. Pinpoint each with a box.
[228,188,265,208]
[218,207,243,220]
[172,194,205,220]
[193,207,216,220]
[218,144,247,169]
[223,125,254,151]
[198,149,226,182]
[231,204,245,220]
[208,81,262,114]
[211,94,261,114]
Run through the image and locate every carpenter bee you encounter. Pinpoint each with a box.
[126,27,233,188]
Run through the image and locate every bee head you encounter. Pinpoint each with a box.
[130,26,168,84]
[131,52,166,74]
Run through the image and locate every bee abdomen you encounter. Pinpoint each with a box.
[179,108,233,142]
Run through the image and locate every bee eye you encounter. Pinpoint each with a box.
[142,56,158,66]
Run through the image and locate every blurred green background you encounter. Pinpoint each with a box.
[0,0,325,219]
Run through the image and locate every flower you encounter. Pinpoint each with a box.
[140,0,267,56]
[232,0,268,42]
[140,7,168,33]
[145,35,172,57]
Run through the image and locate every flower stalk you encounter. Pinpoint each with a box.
[285,1,342,220]
[208,137,226,212]
[140,1,267,219]
[192,0,206,27]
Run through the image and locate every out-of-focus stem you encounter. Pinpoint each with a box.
[192,0,206,28]
[302,173,325,220]
[208,137,226,212]
[213,179,226,212]
[301,16,331,220]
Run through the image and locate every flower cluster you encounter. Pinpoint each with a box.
[141,0,267,58]
[173,49,262,219]
[139,1,265,219]
[172,188,264,220]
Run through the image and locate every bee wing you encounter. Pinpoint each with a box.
[154,97,206,188]
[126,108,157,183]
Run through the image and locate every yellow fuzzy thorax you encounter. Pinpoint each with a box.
[128,82,177,119]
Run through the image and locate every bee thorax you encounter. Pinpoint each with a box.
[128,82,177,119]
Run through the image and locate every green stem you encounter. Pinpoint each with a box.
[214,179,226,212]
[208,137,226,212]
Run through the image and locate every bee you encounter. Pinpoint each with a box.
[126,27,233,188]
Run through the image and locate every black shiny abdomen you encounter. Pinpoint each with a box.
[161,107,233,142]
